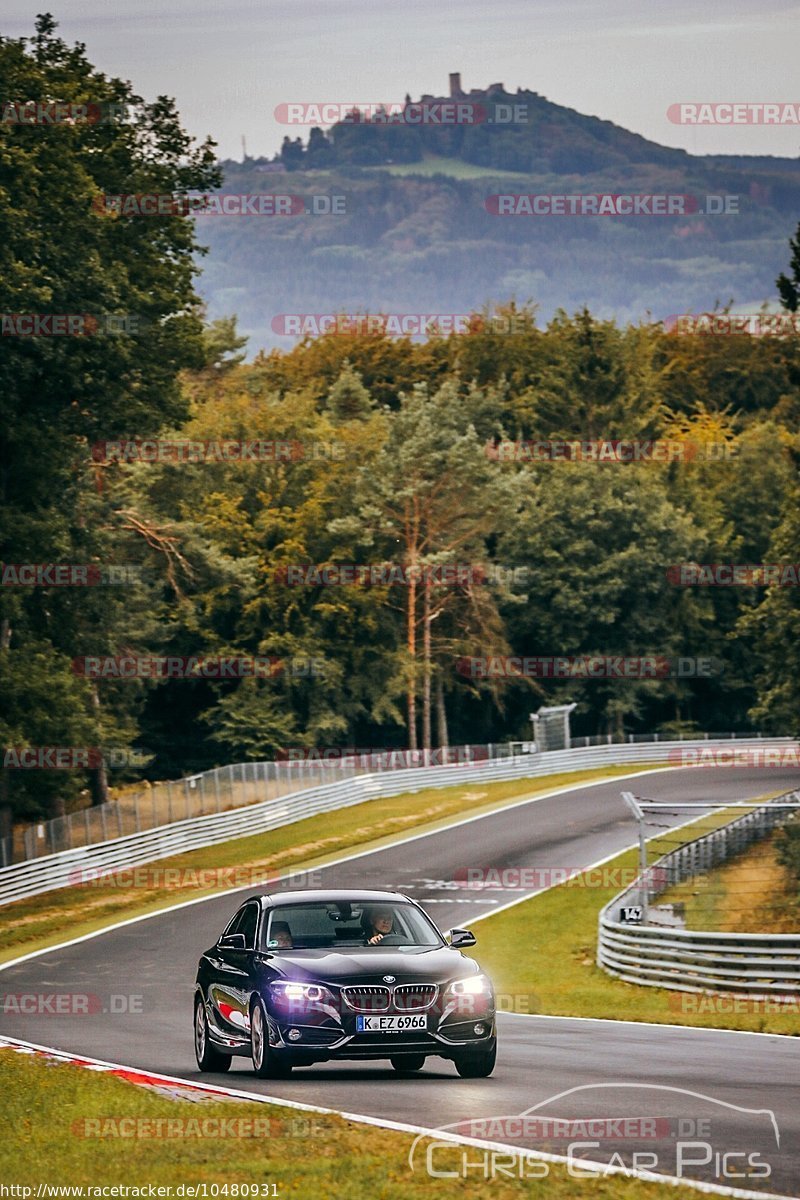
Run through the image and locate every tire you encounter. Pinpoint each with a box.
[250,998,293,1079]
[194,996,231,1072]
[454,1041,496,1079]
[390,1054,425,1072]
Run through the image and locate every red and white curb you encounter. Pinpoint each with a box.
[0,1035,793,1200]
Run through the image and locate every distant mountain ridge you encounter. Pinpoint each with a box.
[269,74,800,176]
[196,76,800,351]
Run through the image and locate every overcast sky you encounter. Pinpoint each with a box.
[4,1,799,161]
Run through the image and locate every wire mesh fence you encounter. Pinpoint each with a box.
[7,743,515,866]
[3,732,789,869]
[626,791,800,930]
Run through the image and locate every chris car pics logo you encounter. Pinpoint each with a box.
[408,1084,779,1183]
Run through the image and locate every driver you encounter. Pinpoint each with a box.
[364,905,394,944]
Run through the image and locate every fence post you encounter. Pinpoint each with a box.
[215,768,221,813]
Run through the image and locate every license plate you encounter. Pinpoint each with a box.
[356,1014,427,1033]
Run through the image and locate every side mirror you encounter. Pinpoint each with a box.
[219,932,247,950]
[446,927,476,948]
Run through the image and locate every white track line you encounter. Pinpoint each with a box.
[0,1035,795,1200]
[0,765,672,973]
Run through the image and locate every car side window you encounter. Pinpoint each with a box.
[238,903,259,950]
[220,908,245,941]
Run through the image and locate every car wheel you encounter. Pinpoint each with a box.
[390,1054,425,1072]
[250,998,293,1079]
[194,996,231,1072]
[454,1041,497,1078]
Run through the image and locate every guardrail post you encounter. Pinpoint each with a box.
[621,792,649,922]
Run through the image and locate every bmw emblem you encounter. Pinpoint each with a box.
[383,975,396,983]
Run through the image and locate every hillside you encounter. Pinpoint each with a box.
[195,78,800,351]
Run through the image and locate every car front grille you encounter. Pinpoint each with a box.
[341,985,391,1013]
[393,983,438,1011]
[341,983,439,1013]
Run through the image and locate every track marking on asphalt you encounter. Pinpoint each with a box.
[0,1035,793,1200]
[0,765,674,974]
[1,772,792,1048]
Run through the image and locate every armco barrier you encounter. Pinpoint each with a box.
[0,738,794,908]
[598,788,800,995]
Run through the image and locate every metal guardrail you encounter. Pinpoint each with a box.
[598,789,800,995]
[9,730,777,866]
[0,737,793,908]
[10,743,516,865]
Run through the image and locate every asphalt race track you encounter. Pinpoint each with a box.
[2,766,800,1196]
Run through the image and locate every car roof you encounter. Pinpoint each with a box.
[256,889,411,908]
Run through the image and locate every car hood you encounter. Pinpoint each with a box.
[263,945,480,985]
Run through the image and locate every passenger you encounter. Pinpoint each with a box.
[269,920,293,949]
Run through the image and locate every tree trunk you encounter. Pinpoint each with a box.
[407,571,417,751]
[0,768,12,866]
[436,676,449,751]
[422,575,431,751]
[89,680,109,806]
[1,620,13,861]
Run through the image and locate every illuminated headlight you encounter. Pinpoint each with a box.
[448,974,492,996]
[270,981,331,1004]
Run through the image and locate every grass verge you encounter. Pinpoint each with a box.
[0,765,662,965]
[657,829,800,933]
[473,800,800,1036]
[0,1048,705,1198]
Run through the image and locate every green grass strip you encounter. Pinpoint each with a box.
[0,765,662,964]
[0,1048,707,1197]
[473,799,800,1036]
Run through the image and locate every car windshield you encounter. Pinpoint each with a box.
[262,900,443,950]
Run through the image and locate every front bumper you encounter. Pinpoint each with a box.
[265,990,496,1062]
